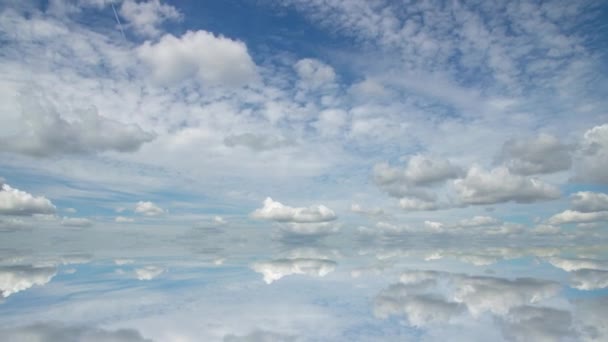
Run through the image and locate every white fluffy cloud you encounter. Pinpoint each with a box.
[574,124,608,184]
[375,155,463,189]
[251,258,336,284]
[135,201,165,216]
[137,30,257,87]
[570,191,608,212]
[0,93,154,157]
[499,134,572,175]
[0,182,56,216]
[0,266,57,298]
[120,0,181,37]
[294,58,336,89]
[134,265,165,280]
[251,197,336,223]
[454,166,560,205]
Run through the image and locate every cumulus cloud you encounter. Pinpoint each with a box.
[224,133,293,151]
[61,217,93,227]
[548,210,608,225]
[120,0,181,37]
[0,265,57,298]
[134,266,165,280]
[313,109,348,136]
[251,258,336,284]
[0,181,56,216]
[454,166,560,205]
[0,92,154,157]
[375,155,463,189]
[293,58,336,89]
[574,124,608,184]
[499,134,572,175]
[137,30,257,87]
[0,323,152,342]
[251,197,336,223]
[135,201,165,216]
[570,191,608,212]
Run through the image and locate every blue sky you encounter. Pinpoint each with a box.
[1,0,608,340]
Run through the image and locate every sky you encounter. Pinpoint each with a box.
[0,0,608,341]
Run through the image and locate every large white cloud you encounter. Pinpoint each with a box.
[120,0,181,37]
[0,265,57,298]
[574,124,608,184]
[454,166,560,205]
[570,191,608,212]
[0,182,56,216]
[0,93,154,157]
[251,258,336,284]
[251,197,336,223]
[137,30,257,87]
[498,134,572,175]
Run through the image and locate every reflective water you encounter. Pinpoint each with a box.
[1,223,606,341]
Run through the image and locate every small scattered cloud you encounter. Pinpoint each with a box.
[120,0,182,37]
[135,201,165,216]
[251,258,336,284]
[134,266,165,280]
[61,217,93,228]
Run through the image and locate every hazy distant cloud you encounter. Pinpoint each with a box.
[499,134,572,175]
[454,166,560,205]
[251,258,336,284]
[61,217,93,227]
[0,323,153,342]
[0,93,154,157]
[570,191,608,212]
[115,216,135,223]
[135,201,165,216]
[224,330,297,342]
[251,197,336,223]
[134,266,164,280]
[546,257,608,272]
[548,210,608,225]
[120,0,181,37]
[137,30,257,87]
[398,197,439,211]
[574,124,608,184]
[0,181,56,216]
[224,133,293,151]
[0,265,57,298]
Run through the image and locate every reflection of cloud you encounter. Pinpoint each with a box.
[224,329,297,342]
[374,283,465,327]
[498,306,575,342]
[251,259,336,284]
[569,269,608,290]
[0,322,152,342]
[0,266,57,298]
[134,266,165,280]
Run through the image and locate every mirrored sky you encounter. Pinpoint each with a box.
[1,0,608,341]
